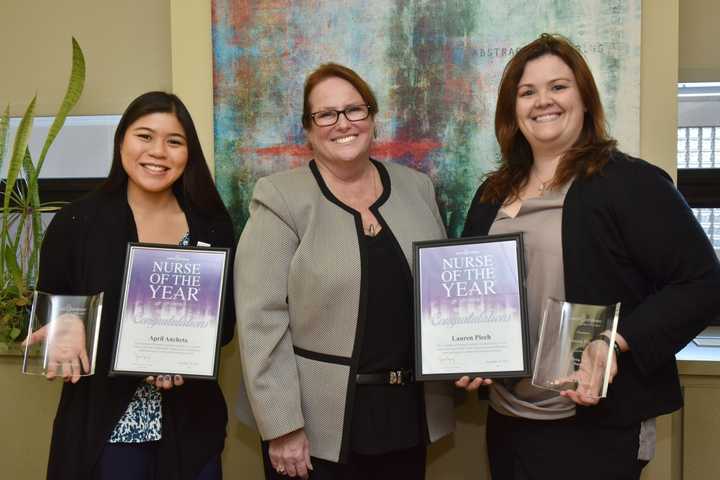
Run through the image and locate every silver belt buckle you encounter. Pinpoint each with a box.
[389,370,402,385]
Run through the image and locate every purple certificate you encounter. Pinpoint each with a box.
[413,234,530,380]
[110,243,230,379]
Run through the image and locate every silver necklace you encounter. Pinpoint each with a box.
[317,161,380,235]
[364,170,380,236]
[531,168,553,196]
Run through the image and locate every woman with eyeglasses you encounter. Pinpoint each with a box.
[235,63,454,479]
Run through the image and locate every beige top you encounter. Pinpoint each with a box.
[488,182,576,420]
[485,181,657,460]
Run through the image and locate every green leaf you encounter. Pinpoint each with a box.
[1,284,19,299]
[37,203,65,211]
[0,105,9,175]
[22,148,43,281]
[4,245,24,291]
[9,327,21,340]
[1,37,82,296]
[2,96,35,215]
[11,210,26,253]
[34,37,86,176]
[13,296,28,307]
[2,97,35,284]
[22,148,37,197]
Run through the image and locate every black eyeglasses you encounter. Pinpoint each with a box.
[309,104,372,127]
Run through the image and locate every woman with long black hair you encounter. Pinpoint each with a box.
[34,92,235,480]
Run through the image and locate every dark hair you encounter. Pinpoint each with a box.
[482,33,617,204]
[102,91,229,218]
[301,63,378,129]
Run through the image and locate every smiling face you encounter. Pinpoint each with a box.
[515,54,586,158]
[306,76,374,168]
[120,112,188,196]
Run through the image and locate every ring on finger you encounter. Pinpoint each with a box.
[276,465,286,474]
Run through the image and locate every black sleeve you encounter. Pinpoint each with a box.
[613,161,720,374]
[462,181,495,238]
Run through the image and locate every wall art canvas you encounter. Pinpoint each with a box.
[212,0,641,236]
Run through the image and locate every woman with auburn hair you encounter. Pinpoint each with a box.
[459,34,720,479]
[235,63,454,479]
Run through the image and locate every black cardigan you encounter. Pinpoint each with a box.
[463,152,720,426]
[38,188,236,480]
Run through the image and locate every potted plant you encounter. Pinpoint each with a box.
[0,38,85,353]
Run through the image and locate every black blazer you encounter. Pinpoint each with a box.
[38,188,236,480]
[463,151,720,426]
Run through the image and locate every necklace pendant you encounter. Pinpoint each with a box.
[531,168,553,197]
[537,179,551,196]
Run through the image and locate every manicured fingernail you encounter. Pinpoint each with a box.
[164,375,171,381]
[174,375,181,382]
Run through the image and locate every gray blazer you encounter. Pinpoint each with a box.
[234,159,455,462]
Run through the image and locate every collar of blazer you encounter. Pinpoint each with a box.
[308,158,392,215]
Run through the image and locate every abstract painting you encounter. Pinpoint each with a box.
[212,0,641,236]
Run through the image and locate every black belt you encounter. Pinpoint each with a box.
[355,369,414,385]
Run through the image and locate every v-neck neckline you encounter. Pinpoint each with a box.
[309,158,391,215]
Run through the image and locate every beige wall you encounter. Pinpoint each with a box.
[640,0,679,180]
[679,0,720,83]
[0,0,689,479]
[170,3,215,185]
[0,0,171,116]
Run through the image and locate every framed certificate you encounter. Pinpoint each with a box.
[413,234,530,381]
[110,243,230,379]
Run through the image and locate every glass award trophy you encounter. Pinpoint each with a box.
[22,291,103,377]
[532,298,621,398]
